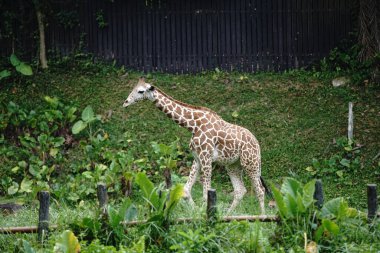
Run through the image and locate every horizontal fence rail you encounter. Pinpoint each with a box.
[0,0,355,73]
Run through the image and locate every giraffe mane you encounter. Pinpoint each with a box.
[154,86,219,115]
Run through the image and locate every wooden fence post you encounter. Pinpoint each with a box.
[348,102,354,140]
[37,191,50,243]
[314,180,324,209]
[207,189,217,222]
[97,183,108,216]
[367,184,377,221]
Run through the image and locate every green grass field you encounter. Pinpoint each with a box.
[0,61,379,252]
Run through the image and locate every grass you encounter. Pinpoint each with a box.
[0,60,379,251]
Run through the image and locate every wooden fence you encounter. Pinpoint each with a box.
[0,182,378,242]
[0,0,355,73]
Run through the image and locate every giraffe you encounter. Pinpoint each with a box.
[123,78,266,214]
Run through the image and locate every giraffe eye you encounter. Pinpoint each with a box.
[138,90,144,94]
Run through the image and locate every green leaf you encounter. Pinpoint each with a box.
[281,177,302,199]
[53,230,80,253]
[135,172,160,210]
[53,137,65,147]
[29,165,41,179]
[315,225,325,243]
[164,184,184,218]
[72,120,87,134]
[10,54,21,66]
[66,107,77,122]
[130,235,145,253]
[322,219,339,236]
[11,166,20,173]
[321,197,346,220]
[285,194,298,217]
[125,204,138,222]
[19,178,33,193]
[271,184,288,218]
[18,161,28,168]
[302,179,316,208]
[339,158,350,168]
[82,171,93,179]
[21,240,36,253]
[108,206,122,229]
[44,96,60,108]
[0,70,11,80]
[16,62,33,76]
[7,182,19,195]
[231,111,239,118]
[345,207,358,218]
[296,193,306,213]
[81,105,94,122]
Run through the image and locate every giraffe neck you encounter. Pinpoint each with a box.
[152,88,206,133]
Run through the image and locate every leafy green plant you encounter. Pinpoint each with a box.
[82,237,145,253]
[0,54,33,81]
[151,139,183,188]
[72,105,101,135]
[53,230,81,253]
[135,172,184,244]
[169,228,219,253]
[0,97,78,198]
[305,137,362,185]
[271,177,364,250]
[70,199,137,246]
[314,39,376,84]
[95,9,108,29]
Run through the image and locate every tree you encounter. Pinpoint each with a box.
[33,0,48,69]
[358,0,380,82]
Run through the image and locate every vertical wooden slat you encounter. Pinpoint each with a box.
[207,2,213,70]
[121,1,127,66]
[257,0,263,71]
[147,5,153,72]
[153,5,158,71]
[212,0,219,70]
[185,1,191,72]
[219,0,225,70]
[235,0,241,71]
[267,0,273,71]
[272,0,279,71]
[278,0,285,71]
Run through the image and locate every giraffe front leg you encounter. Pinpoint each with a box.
[199,154,213,202]
[183,160,199,206]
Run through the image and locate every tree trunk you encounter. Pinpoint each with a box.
[358,0,380,62]
[35,5,48,69]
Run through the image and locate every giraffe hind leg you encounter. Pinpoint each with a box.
[241,155,265,214]
[226,166,247,213]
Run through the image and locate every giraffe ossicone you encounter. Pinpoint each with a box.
[123,77,266,214]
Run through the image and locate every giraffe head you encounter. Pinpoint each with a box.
[123,77,155,107]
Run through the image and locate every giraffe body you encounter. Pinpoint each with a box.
[123,78,265,214]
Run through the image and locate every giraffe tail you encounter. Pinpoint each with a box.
[260,176,273,200]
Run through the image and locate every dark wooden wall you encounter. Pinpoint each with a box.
[2,0,356,73]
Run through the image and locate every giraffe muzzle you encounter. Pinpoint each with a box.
[123,100,129,107]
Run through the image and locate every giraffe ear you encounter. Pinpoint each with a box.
[148,85,155,91]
